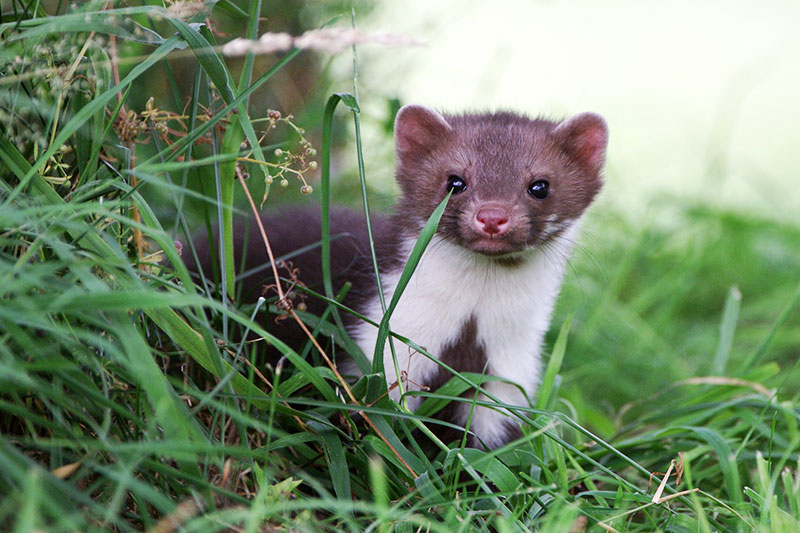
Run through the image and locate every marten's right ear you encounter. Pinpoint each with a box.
[394,105,453,157]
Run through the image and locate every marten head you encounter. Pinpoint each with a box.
[393,105,607,260]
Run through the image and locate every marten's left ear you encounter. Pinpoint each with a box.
[394,105,453,157]
[554,112,608,174]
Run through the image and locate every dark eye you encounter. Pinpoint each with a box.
[447,174,467,194]
[528,180,549,199]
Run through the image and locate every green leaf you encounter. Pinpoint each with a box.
[712,286,741,375]
[166,19,235,103]
[371,193,451,379]
[459,448,520,493]
[536,315,572,410]
[4,7,166,45]
[682,425,743,504]
[337,93,360,112]
[320,430,352,502]
[320,93,369,370]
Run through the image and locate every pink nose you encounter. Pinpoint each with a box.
[475,207,510,236]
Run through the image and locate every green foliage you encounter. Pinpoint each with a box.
[1,1,799,532]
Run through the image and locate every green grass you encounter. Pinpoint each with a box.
[2,2,800,531]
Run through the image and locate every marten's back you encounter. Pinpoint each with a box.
[183,206,394,358]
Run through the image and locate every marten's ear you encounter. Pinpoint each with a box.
[394,105,453,156]
[554,112,608,174]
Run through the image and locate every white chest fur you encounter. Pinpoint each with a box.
[351,225,578,448]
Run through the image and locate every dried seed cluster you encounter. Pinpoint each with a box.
[114,97,183,145]
[0,32,105,159]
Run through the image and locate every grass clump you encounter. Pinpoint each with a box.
[1,2,799,531]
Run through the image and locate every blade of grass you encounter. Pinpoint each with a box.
[536,314,572,410]
[320,92,369,370]
[371,193,451,379]
[712,285,742,375]
[320,430,352,502]
[741,281,800,372]
[2,6,166,45]
[681,425,743,505]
